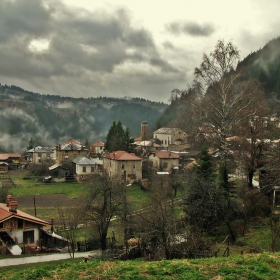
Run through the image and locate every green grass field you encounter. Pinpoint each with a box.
[2,252,280,279]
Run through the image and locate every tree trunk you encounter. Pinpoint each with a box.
[100,232,107,251]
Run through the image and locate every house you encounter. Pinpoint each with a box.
[153,128,187,148]
[27,146,56,163]
[49,164,71,182]
[0,195,50,255]
[103,150,143,183]
[56,139,89,164]
[0,154,21,170]
[148,150,180,174]
[72,156,102,181]
[89,141,105,158]
[134,140,162,157]
[0,162,9,173]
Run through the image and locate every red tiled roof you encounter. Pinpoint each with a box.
[152,151,180,159]
[104,150,143,161]
[0,203,49,225]
[90,141,104,147]
[0,154,21,161]
[63,139,82,145]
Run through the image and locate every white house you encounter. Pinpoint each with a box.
[0,196,50,255]
[153,128,187,147]
[72,156,102,181]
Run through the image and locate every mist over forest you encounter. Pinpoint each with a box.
[2,37,280,154]
[0,85,167,153]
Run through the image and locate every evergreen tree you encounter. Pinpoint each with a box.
[27,137,34,150]
[192,147,215,180]
[184,148,219,233]
[104,121,135,153]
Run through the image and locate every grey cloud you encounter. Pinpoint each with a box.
[0,0,181,103]
[150,58,179,73]
[0,0,51,41]
[166,21,215,37]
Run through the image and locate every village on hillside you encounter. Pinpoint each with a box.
[2,115,280,257]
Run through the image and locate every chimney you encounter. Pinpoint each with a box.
[6,195,18,213]
[6,195,12,206]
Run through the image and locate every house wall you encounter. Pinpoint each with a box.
[149,155,179,173]
[56,150,88,164]
[154,129,187,147]
[76,164,99,175]
[103,158,142,183]
[1,218,41,245]
[153,133,171,147]
[32,152,56,163]
[0,165,8,173]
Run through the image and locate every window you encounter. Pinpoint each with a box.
[23,230,34,244]
[133,163,136,169]
[91,166,95,172]
[38,153,42,158]
[122,164,125,169]
[83,166,86,173]
[163,162,168,168]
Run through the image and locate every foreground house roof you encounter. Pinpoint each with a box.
[103,150,143,161]
[0,203,49,226]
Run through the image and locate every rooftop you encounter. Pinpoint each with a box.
[103,150,143,161]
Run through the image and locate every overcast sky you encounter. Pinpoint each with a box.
[0,0,279,103]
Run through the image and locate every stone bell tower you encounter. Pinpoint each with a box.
[140,121,148,141]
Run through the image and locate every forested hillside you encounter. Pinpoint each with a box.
[0,84,166,153]
[156,37,280,128]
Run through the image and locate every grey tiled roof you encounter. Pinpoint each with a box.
[153,127,181,134]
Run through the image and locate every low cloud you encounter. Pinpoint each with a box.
[166,21,215,37]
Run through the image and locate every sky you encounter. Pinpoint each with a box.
[0,0,279,103]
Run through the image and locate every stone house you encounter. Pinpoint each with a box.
[103,150,143,183]
[55,139,89,164]
[89,141,105,158]
[153,128,187,148]
[148,150,180,174]
[27,146,56,163]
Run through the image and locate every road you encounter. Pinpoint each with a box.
[0,250,102,267]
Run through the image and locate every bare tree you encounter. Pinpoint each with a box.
[194,40,264,164]
[133,183,182,260]
[57,201,85,258]
[85,173,124,251]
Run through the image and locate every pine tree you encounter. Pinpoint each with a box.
[104,121,135,153]
[27,137,34,150]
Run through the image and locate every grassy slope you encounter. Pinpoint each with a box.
[2,252,280,279]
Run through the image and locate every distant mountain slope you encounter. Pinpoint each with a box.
[156,36,280,128]
[0,83,167,153]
